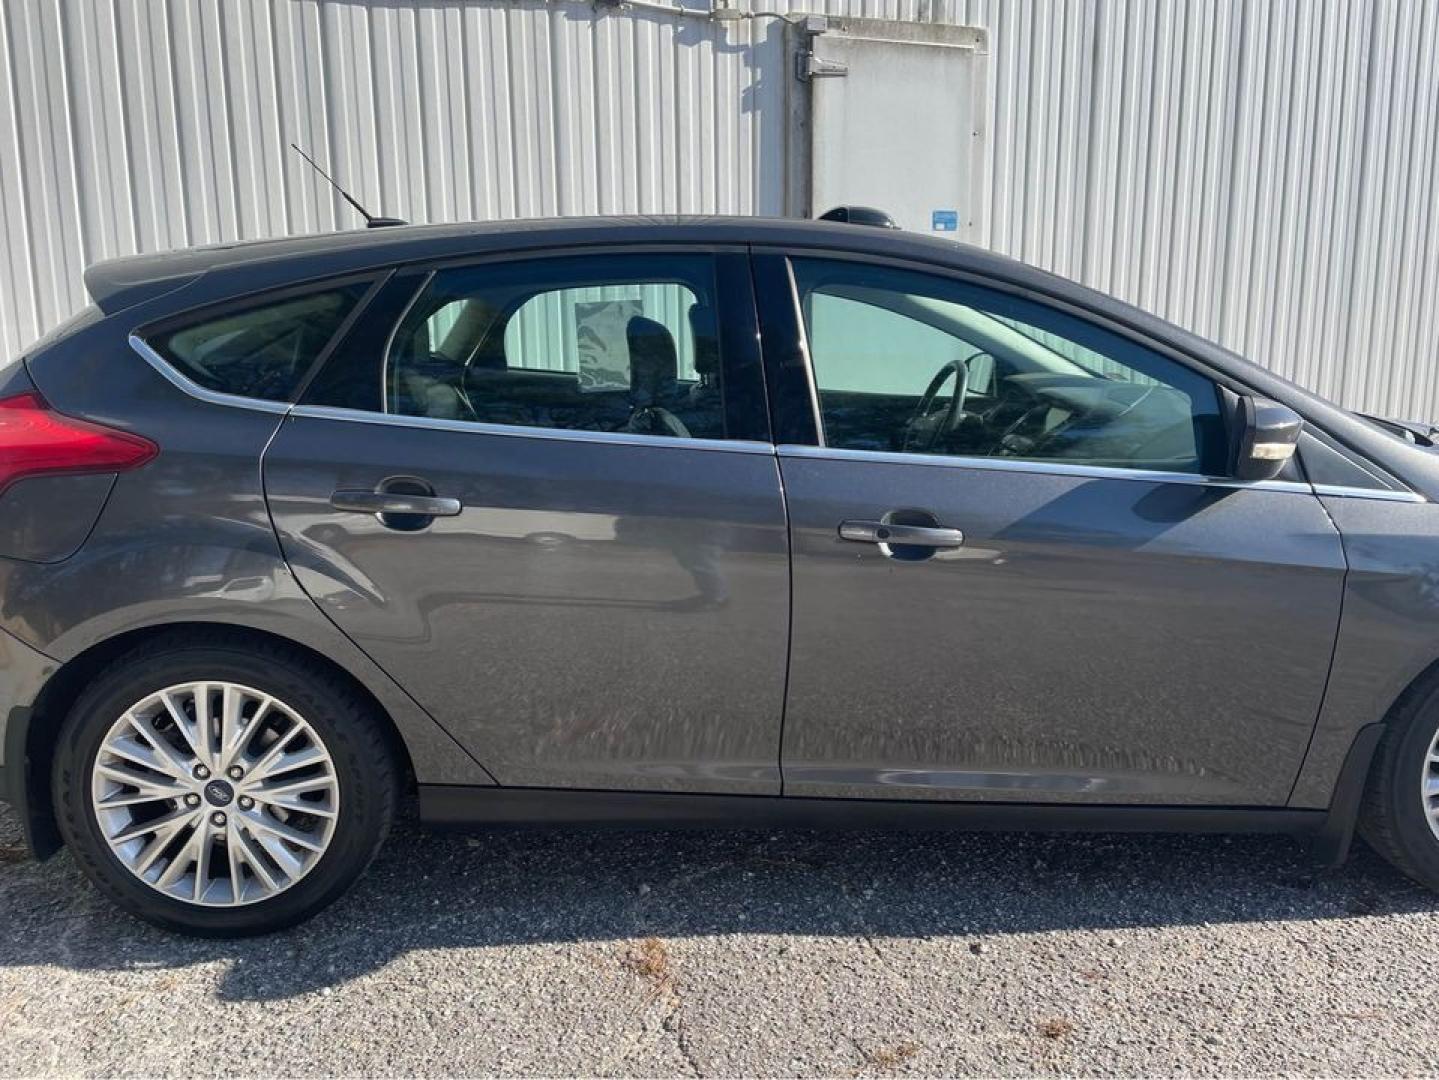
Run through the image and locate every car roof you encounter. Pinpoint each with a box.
[83,215,1039,312]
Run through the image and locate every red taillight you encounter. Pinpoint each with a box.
[0,391,158,497]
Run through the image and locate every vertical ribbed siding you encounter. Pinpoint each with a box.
[2,0,1437,422]
[958,0,1439,420]
[0,0,785,355]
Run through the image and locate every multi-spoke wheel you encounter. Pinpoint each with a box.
[55,637,397,936]
[91,682,339,906]
[1360,675,1439,894]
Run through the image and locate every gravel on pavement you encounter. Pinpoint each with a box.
[1,802,1435,1076]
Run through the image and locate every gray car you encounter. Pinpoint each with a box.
[4,215,1439,936]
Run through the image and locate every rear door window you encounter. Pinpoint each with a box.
[146,282,371,403]
[308,252,769,444]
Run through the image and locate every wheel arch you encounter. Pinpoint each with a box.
[1303,654,1439,865]
[17,621,453,859]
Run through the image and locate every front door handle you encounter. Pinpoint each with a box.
[330,490,463,517]
[839,519,964,548]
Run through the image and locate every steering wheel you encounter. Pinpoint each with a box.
[902,355,979,453]
[990,383,1157,459]
[989,400,1052,457]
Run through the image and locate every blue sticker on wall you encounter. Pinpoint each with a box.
[931,209,959,232]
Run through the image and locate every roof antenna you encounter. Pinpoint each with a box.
[290,142,406,229]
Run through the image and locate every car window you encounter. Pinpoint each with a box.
[383,254,733,441]
[804,292,992,396]
[793,258,1225,474]
[148,284,370,402]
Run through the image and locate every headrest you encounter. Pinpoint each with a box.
[688,303,719,378]
[627,316,678,405]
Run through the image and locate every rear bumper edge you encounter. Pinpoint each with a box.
[0,626,63,859]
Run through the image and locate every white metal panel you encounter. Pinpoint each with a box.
[2,0,1439,423]
[809,24,987,240]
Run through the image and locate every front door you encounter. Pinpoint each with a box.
[761,253,1346,806]
[263,250,788,794]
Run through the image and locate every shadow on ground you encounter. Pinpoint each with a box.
[0,802,1430,1003]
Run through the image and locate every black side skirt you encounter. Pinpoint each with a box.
[419,785,1324,836]
[417,724,1384,862]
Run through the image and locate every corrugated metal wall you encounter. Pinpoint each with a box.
[2,0,1437,419]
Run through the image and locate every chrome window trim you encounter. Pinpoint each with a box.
[778,443,1316,494]
[779,444,1429,501]
[129,334,290,415]
[290,402,776,455]
[1312,483,1428,504]
[133,334,1428,501]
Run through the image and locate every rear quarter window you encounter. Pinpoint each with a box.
[146,282,371,403]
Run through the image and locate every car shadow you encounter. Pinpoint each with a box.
[0,803,1431,1004]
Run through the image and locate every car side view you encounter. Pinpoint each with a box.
[4,216,1439,936]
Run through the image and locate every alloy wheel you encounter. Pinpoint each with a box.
[89,681,339,906]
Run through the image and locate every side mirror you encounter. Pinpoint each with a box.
[1234,396,1303,482]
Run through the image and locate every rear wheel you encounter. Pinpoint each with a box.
[53,638,397,936]
[1359,677,1439,892]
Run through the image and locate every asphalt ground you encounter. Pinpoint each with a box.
[1,802,1437,1077]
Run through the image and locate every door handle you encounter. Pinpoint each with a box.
[329,490,463,517]
[839,520,964,548]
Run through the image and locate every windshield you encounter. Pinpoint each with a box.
[982,312,1113,378]
[867,289,1109,380]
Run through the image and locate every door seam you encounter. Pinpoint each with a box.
[257,411,500,785]
[1283,492,1350,806]
[774,449,794,797]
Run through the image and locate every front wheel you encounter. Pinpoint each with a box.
[1359,677,1439,893]
[53,638,398,936]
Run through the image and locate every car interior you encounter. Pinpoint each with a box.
[157,288,365,401]
[801,279,1224,474]
[385,277,728,441]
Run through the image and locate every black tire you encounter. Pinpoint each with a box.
[1359,676,1439,891]
[53,633,398,937]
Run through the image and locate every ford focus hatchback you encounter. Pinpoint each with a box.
[5,216,1439,936]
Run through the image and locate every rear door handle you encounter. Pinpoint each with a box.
[839,520,964,548]
[329,490,463,517]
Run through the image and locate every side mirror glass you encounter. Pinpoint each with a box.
[1235,396,1303,482]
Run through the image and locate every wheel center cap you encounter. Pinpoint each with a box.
[203,779,234,807]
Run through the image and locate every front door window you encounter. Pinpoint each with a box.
[793,258,1226,475]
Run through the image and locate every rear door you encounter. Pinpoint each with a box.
[756,251,1347,806]
[263,248,788,793]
